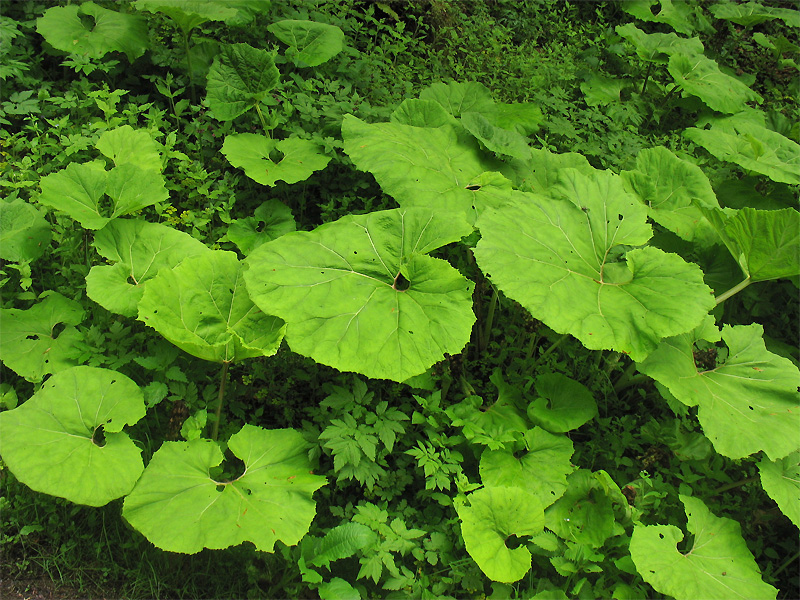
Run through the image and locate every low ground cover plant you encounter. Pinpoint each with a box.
[1,0,798,598]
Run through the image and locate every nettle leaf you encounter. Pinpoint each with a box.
[39,161,168,230]
[616,24,705,63]
[95,125,162,172]
[544,470,617,548]
[480,427,575,508]
[221,134,331,187]
[704,207,800,282]
[668,53,762,114]
[758,451,800,528]
[244,208,475,382]
[621,146,720,246]
[0,366,145,506]
[206,43,279,121]
[342,115,511,224]
[0,199,51,262]
[36,2,149,62]
[474,169,715,361]
[630,495,778,600]
[390,99,458,128]
[461,111,531,160]
[456,486,545,583]
[637,321,800,460]
[138,250,285,363]
[685,120,800,185]
[710,1,800,28]
[267,20,344,67]
[0,293,84,382]
[528,373,597,433]
[86,219,211,317]
[227,200,296,255]
[122,424,327,554]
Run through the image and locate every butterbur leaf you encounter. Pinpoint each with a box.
[318,578,360,600]
[419,81,495,117]
[36,2,149,62]
[138,250,285,363]
[637,321,800,460]
[758,451,800,528]
[480,427,574,507]
[621,0,703,35]
[206,43,279,121]
[518,147,595,194]
[461,111,531,160]
[528,373,597,433]
[544,470,616,548]
[630,495,778,600]
[86,219,210,317]
[95,125,162,172]
[0,366,145,506]
[244,208,475,382]
[474,169,715,361]
[221,134,331,187]
[390,99,458,128]
[668,54,762,114]
[0,199,51,262]
[710,2,800,28]
[267,20,344,67]
[134,0,240,33]
[342,115,511,224]
[227,200,295,255]
[122,424,327,553]
[703,207,800,282]
[0,293,84,382]
[456,486,545,583]
[685,120,800,185]
[616,24,705,63]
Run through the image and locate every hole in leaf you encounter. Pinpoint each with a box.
[92,427,106,447]
[97,194,115,218]
[216,484,225,492]
[26,335,38,341]
[216,450,246,484]
[466,184,481,191]
[51,322,66,339]
[78,12,97,31]
[504,534,529,550]
[393,272,410,291]
[268,148,285,163]
[650,4,661,15]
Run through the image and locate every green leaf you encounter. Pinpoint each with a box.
[39,161,168,230]
[318,578,360,600]
[621,0,701,35]
[544,470,616,548]
[342,115,511,224]
[244,208,475,382]
[703,207,800,282]
[134,0,240,33]
[227,200,296,255]
[206,43,279,121]
[0,199,51,262]
[517,147,595,194]
[138,250,285,363]
[621,146,720,246]
[528,373,597,433]
[474,169,715,361]
[0,293,84,382]
[710,2,800,28]
[86,219,211,317]
[390,99,458,128]
[461,111,531,160]
[580,74,628,106]
[456,486,545,583]
[637,321,800,460]
[221,134,331,187]
[122,424,327,553]
[267,20,344,67]
[758,451,800,528]
[308,522,377,568]
[480,427,574,508]
[95,125,162,172]
[419,81,495,117]
[685,120,800,185]
[615,24,705,63]
[0,366,145,506]
[36,2,149,62]
[630,495,778,600]
[668,53,762,114]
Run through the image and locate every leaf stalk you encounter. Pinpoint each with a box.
[211,361,230,441]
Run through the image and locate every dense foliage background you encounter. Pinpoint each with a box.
[1,0,798,598]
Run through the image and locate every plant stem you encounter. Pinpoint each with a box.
[707,476,759,497]
[641,62,652,95]
[715,277,752,305]
[182,31,196,104]
[774,550,800,577]
[534,333,567,367]
[211,361,230,442]
[254,103,271,138]
[613,361,639,393]
[480,286,498,354]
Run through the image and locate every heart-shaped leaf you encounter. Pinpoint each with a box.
[616,23,705,63]
[138,250,285,363]
[133,0,249,33]
[122,424,327,553]
[544,470,617,548]
[758,451,800,528]
[221,134,331,187]
[419,81,496,117]
[95,125,162,172]
[226,200,296,255]
[668,53,762,114]
[244,208,475,381]
[528,373,597,433]
[621,0,703,35]
[0,366,145,506]
[267,20,344,67]
[206,43,279,121]
[86,219,211,317]
[0,199,51,262]
[630,495,778,600]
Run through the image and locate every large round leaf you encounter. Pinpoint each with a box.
[616,23,705,63]
[244,208,475,382]
[544,470,616,548]
[138,250,285,363]
[0,366,145,506]
[528,373,597,433]
[122,424,327,553]
[96,125,162,173]
[758,451,800,528]
[86,219,211,317]
[637,321,800,460]
[134,0,242,33]
[456,486,545,583]
[418,81,496,117]
[0,293,84,382]
[668,53,762,114]
[267,20,344,67]
[36,2,149,62]
[226,200,296,255]
[221,134,331,187]
[0,199,51,262]
[461,111,531,160]
[630,495,778,600]
[206,43,279,121]
[474,168,715,361]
